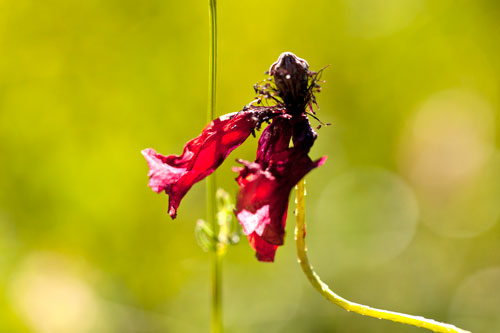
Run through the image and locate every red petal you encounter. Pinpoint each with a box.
[248,232,278,262]
[142,110,274,218]
[235,116,326,261]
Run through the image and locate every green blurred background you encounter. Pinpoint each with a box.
[1,0,499,332]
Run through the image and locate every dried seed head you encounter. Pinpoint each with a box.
[269,52,309,76]
[268,52,311,114]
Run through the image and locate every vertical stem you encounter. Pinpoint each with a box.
[208,0,217,124]
[211,245,223,333]
[207,0,222,332]
[294,179,470,333]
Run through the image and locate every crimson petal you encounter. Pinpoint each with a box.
[235,116,326,261]
[142,110,274,218]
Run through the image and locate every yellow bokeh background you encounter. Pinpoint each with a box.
[1,1,499,332]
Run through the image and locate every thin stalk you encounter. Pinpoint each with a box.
[207,0,217,124]
[207,0,222,332]
[210,245,223,333]
[294,179,470,333]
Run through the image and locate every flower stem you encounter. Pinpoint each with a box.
[210,246,223,333]
[294,179,470,333]
[207,0,222,332]
[207,0,217,124]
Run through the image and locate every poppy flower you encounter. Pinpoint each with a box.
[142,52,327,261]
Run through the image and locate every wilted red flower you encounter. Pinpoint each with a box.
[142,52,327,261]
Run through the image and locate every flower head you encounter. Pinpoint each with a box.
[142,52,327,261]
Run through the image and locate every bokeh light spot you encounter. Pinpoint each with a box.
[8,252,101,333]
[449,267,500,333]
[314,168,418,271]
[399,90,499,238]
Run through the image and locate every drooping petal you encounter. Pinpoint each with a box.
[234,116,326,261]
[248,232,279,263]
[142,109,276,218]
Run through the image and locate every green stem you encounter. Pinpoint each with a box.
[294,179,470,333]
[207,0,222,332]
[210,245,223,333]
[208,0,217,124]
